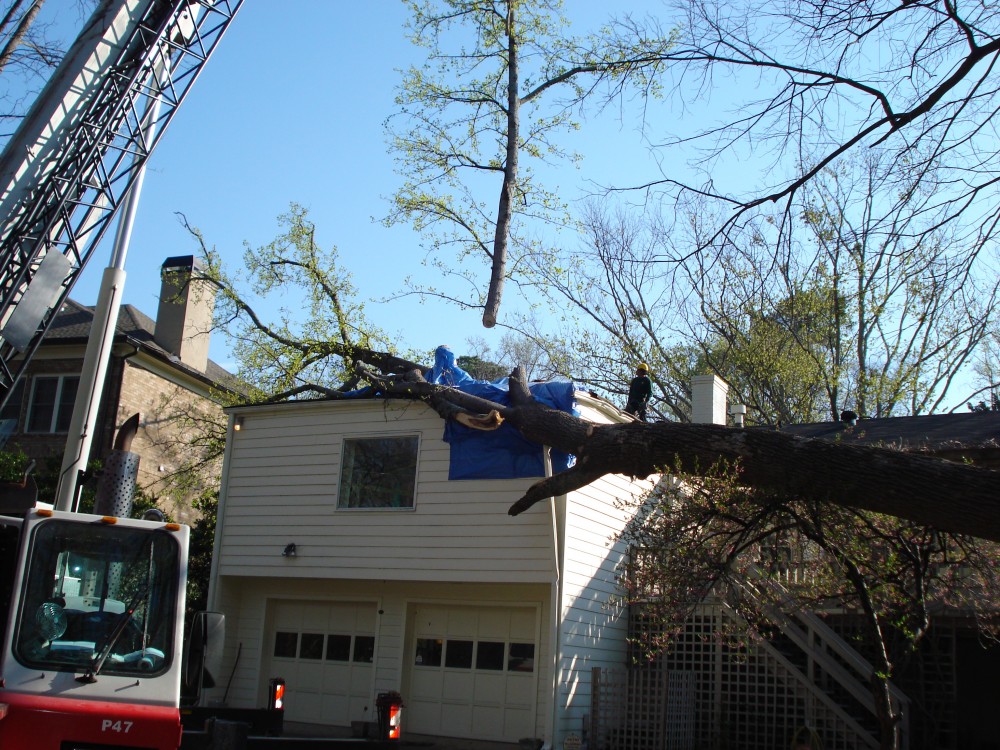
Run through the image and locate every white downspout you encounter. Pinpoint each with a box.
[545,448,563,750]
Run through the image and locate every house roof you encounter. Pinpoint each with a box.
[45,299,235,389]
[774,411,1000,467]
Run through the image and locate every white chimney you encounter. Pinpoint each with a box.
[692,374,728,425]
[154,256,215,372]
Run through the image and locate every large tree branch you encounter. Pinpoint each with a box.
[505,419,1000,542]
[349,356,1000,541]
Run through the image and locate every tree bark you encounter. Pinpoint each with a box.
[0,0,43,77]
[483,2,519,329]
[374,363,1000,541]
[504,415,1000,541]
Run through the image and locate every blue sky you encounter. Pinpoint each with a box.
[55,1,675,370]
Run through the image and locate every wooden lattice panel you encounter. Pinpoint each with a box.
[594,604,886,749]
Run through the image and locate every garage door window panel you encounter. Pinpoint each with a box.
[326,634,351,662]
[338,435,418,509]
[476,641,505,670]
[415,638,443,667]
[353,635,375,663]
[445,639,474,669]
[508,643,535,672]
[300,633,324,660]
[274,631,298,658]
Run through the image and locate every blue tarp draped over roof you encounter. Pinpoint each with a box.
[425,346,577,480]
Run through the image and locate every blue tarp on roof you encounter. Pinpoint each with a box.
[425,346,577,480]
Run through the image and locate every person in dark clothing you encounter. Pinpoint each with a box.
[624,363,652,421]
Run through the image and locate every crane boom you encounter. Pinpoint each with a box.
[0,0,242,411]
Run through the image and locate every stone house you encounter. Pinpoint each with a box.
[0,256,233,523]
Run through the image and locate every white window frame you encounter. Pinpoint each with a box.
[26,374,80,434]
[337,434,420,510]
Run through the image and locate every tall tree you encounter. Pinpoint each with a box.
[384,0,672,328]
[516,201,704,421]
[604,0,1000,261]
[525,146,998,427]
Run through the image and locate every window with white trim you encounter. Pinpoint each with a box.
[26,375,79,433]
[0,379,24,433]
[337,435,418,509]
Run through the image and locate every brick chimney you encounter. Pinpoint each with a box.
[154,256,215,372]
[691,374,729,425]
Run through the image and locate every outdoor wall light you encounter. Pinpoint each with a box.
[282,543,297,557]
[233,416,244,432]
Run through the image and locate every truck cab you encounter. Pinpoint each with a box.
[0,508,189,749]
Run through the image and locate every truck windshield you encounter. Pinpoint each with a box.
[13,518,180,677]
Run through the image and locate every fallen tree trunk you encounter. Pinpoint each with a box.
[337,358,1000,542]
[504,418,1000,542]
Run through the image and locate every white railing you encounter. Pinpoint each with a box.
[732,569,910,749]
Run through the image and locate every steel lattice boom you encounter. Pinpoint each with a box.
[0,0,242,409]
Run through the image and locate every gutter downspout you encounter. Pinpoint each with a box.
[207,412,239,613]
[545,447,563,750]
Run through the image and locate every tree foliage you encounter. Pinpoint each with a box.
[619,460,1000,748]
[385,0,673,327]
[525,147,998,425]
[185,489,217,619]
[184,204,401,402]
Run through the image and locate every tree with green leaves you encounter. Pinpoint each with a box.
[182,204,401,402]
[385,0,672,328]
[620,460,1000,749]
[174,200,1000,544]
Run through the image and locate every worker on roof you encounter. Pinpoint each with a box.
[624,363,652,421]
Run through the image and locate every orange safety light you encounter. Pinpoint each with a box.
[388,703,402,739]
[376,691,403,740]
[268,678,285,711]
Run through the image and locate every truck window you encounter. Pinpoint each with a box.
[12,519,181,677]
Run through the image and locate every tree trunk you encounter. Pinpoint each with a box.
[483,2,519,328]
[0,0,43,77]
[502,411,1000,542]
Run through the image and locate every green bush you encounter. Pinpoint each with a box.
[0,446,31,483]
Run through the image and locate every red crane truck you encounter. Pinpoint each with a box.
[0,508,191,749]
[0,1,240,748]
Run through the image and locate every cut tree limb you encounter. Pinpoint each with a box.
[504,420,1000,544]
[350,357,1000,541]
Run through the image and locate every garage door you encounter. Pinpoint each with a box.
[407,604,538,742]
[265,600,377,726]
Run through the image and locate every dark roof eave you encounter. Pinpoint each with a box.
[117,333,240,396]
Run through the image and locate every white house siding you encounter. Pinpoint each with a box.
[208,390,652,746]
[206,577,553,743]
[202,577,263,712]
[556,456,654,748]
[216,399,555,583]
